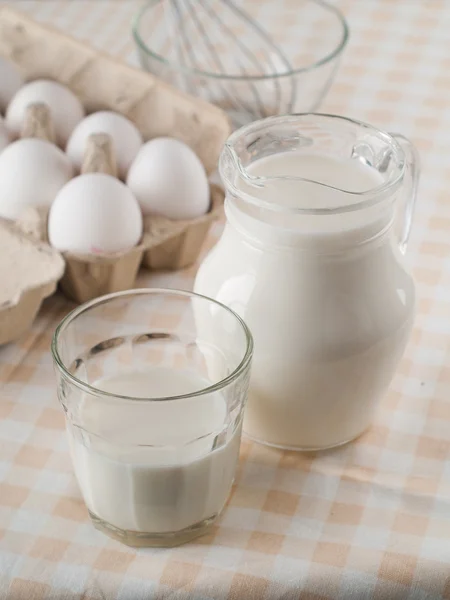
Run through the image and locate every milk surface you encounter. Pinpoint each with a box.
[69,368,241,533]
[195,152,415,449]
[248,152,382,195]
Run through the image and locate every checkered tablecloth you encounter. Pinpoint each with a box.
[1,1,450,598]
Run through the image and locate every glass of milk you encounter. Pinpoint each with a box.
[52,289,253,547]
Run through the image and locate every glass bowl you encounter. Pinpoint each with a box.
[133,0,349,128]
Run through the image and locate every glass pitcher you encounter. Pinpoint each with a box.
[194,114,420,451]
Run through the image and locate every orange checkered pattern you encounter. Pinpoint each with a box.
[1,0,450,598]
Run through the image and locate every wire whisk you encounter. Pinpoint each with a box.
[164,0,296,125]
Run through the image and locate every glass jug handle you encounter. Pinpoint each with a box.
[389,133,420,254]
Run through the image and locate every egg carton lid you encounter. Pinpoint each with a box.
[0,217,64,309]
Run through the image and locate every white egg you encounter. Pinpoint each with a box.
[0,138,73,220]
[48,173,143,254]
[0,118,10,154]
[0,57,24,114]
[6,80,85,146]
[126,137,210,220]
[66,111,143,179]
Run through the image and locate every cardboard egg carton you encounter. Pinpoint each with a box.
[17,202,148,305]
[0,218,64,345]
[0,7,230,303]
[17,185,224,303]
[142,184,224,270]
[16,131,225,304]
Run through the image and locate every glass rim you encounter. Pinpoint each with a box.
[51,288,253,403]
[132,0,349,82]
[220,112,406,216]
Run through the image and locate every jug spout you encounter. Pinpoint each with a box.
[220,142,252,192]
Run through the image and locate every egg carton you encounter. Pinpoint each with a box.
[16,182,224,304]
[16,204,147,305]
[0,7,231,303]
[15,129,225,303]
[0,218,64,345]
[142,184,224,270]
[59,183,224,303]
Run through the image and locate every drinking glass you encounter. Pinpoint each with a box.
[52,289,253,547]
